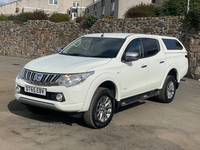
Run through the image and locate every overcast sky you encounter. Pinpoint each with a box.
[0,0,17,6]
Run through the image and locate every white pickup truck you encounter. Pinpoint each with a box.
[15,33,188,128]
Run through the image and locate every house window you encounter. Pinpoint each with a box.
[152,0,156,3]
[102,0,105,6]
[54,0,58,5]
[49,0,53,4]
[94,4,97,16]
[73,2,80,7]
[102,0,105,15]
[72,8,77,13]
[102,6,105,15]
[111,0,115,12]
[49,0,58,5]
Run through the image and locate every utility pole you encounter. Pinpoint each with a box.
[187,0,190,14]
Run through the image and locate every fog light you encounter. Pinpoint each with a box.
[56,94,63,102]
[16,86,21,94]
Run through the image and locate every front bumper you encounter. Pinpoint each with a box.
[15,77,91,112]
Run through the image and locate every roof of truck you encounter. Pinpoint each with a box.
[83,33,177,40]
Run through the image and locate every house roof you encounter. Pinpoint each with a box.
[0,0,18,7]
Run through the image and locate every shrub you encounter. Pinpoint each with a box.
[13,12,30,23]
[6,14,15,21]
[124,3,159,18]
[85,15,98,27]
[0,14,7,21]
[185,7,200,29]
[49,13,70,22]
[102,15,116,19]
[161,0,200,16]
[76,15,85,23]
[28,10,48,20]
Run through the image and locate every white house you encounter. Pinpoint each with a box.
[0,0,95,19]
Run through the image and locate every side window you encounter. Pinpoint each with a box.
[162,39,183,50]
[142,38,160,57]
[126,39,143,58]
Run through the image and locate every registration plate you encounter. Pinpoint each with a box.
[25,85,47,96]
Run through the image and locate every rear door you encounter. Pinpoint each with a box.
[141,38,166,90]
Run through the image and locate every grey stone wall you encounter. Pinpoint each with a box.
[0,20,88,58]
[0,16,200,79]
[89,17,200,79]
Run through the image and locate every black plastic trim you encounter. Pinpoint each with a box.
[18,86,65,102]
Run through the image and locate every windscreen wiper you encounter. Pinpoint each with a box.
[62,53,88,57]
[90,55,112,58]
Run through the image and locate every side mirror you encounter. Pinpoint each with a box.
[57,47,63,52]
[125,52,139,62]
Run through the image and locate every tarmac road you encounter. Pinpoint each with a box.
[0,55,200,150]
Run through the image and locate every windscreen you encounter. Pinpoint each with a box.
[61,37,125,58]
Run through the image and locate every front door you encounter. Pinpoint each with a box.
[120,39,148,99]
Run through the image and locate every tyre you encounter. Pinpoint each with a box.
[158,75,176,103]
[25,105,45,114]
[83,87,115,128]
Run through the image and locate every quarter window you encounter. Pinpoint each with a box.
[126,39,143,58]
[162,39,183,50]
[142,38,160,57]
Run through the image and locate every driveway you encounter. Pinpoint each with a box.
[0,55,200,150]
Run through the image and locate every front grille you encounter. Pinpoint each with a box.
[19,86,65,102]
[21,69,63,86]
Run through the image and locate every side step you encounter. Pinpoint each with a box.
[120,91,159,107]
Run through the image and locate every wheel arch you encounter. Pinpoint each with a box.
[81,73,120,112]
[158,67,180,89]
[99,81,117,98]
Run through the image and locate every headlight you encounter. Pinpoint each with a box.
[58,71,94,87]
[17,68,24,79]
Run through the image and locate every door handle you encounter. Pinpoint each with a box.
[141,65,147,68]
[160,61,165,64]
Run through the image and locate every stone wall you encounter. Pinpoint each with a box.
[0,16,200,79]
[0,20,88,58]
[89,17,200,79]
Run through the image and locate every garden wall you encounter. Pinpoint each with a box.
[0,16,199,79]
